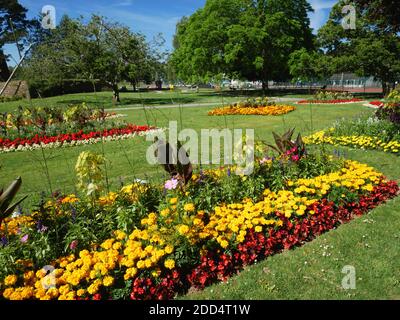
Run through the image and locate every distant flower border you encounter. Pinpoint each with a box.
[297,98,363,105]
[0,125,162,153]
[208,105,296,116]
[304,130,400,154]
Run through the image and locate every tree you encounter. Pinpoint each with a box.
[353,0,400,33]
[289,48,334,84]
[317,0,400,95]
[171,0,315,88]
[0,0,36,81]
[23,15,157,101]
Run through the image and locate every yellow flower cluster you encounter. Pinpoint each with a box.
[61,195,80,205]
[99,182,150,206]
[0,216,34,236]
[304,130,400,154]
[208,105,296,116]
[1,228,175,300]
[201,160,382,248]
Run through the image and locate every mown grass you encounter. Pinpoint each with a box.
[0,89,270,113]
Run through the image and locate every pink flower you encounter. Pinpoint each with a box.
[70,240,79,250]
[291,155,300,162]
[164,179,179,190]
[20,234,29,243]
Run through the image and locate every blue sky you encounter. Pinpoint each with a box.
[5,0,337,65]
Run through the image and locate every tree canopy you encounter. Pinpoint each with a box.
[0,0,36,81]
[171,0,315,87]
[22,15,160,100]
[316,0,400,94]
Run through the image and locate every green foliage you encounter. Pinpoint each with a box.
[22,15,159,100]
[289,49,333,82]
[171,0,315,84]
[317,0,400,94]
[0,177,27,226]
[0,103,121,140]
[314,90,354,100]
[232,97,275,108]
[332,114,400,142]
[0,96,23,103]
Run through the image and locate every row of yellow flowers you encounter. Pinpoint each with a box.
[304,129,400,154]
[208,105,296,116]
[0,160,384,300]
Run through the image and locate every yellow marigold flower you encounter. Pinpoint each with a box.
[164,245,174,254]
[220,240,229,249]
[184,203,195,212]
[255,226,263,233]
[77,289,86,297]
[87,283,99,295]
[177,224,190,235]
[3,288,14,299]
[4,275,18,286]
[170,197,178,205]
[164,259,175,270]
[160,208,170,217]
[103,276,114,287]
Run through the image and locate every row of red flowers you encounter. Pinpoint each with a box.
[0,124,155,150]
[81,180,399,300]
[369,101,384,107]
[297,98,363,104]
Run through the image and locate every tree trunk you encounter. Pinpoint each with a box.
[262,80,268,94]
[382,81,388,97]
[112,85,120,103]
[0,50,10,82]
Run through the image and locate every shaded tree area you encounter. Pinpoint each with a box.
[21,15,164,100]
[289,0,400,95]
[0,0,39,81]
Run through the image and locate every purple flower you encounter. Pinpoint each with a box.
[164,178,179,190]
[37,221,48,233]
[20,234,29,243]
[227,168,231,177]
[1,236,8,247]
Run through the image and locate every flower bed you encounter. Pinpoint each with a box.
[297,98,363,104]
[0,125,161,153]
[0,159,398,300]
[368,101,384,108]
[304,130,400,154]
[208,105,296,116]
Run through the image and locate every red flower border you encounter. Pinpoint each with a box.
[0,124,154,150]
[297,98,363,104]
[369,101,384,107]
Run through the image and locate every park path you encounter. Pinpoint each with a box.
[105,97,300,112]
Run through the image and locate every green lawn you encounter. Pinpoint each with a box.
[1,91,399,300]
[0,89,264,113]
